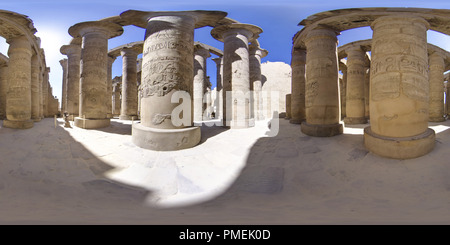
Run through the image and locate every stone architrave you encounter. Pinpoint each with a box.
[31,54,41,122]
[290,48,306,124]
[119,47,139,120]
[344,46,367,124]
[249,43,268,121]
[428,51,445,122]
[301,26,343,137]
[212,57,223,120]
[68,21,123,129]
[106,55,117,118]
[364,15,435,159]
[59,58,68,114]
[285,93,291,119]
[0,55,8,120]
[3,35,33,129]
[120,10,227,151]
[112,82,121,117]
[211,23,262,129]
[193,44,211,122]
[60,44,81,120]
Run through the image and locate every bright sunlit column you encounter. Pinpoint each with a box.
[302,26,343,137]
[193,44,211,122]
[59,58,68,114]
[68,21,123,129]
[428,51,445,122]
[212,57,223,120]
[249,43,268,121]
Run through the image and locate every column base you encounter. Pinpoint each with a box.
[344,117,368,125]
[74,117,110,129]
[132,123,201,151]
[119,115,138,120]
[428,117,445,122]
[301,121,343,137]
[3,119,33,129]
[364,126,435,159]
[289,118,304,124]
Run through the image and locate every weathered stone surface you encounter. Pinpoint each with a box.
[290,48,306,124]
[119,47,139,120]
[344,46,367,125]
[60,44,81,119]
[428,51,445,122]
[249,43,268,121]
[193,44,211,122]
[0,54,8,120]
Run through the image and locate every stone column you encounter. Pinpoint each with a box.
[301,26,343,137]
[290,48,306,124]
[119,48,139,120]
[68,21,123,129]
[106,55,116,118]
[428,51,445,122]
[364,63,370,120]
[364,15,435,159]
[112,82,121,117]
[43,67,49,117]
[211,23,262,129]
[59,58,68,114]
[120,10,226,150]
[249,44,268,121]
[339,64,347,119]
[285,94,291,119]
[0,56,8,120]
[60,44,81,120]
[344,46,367,124]
[4,35,33,129]
[193,44,211,122]
[212,57,223,120]
[31,54,41,122]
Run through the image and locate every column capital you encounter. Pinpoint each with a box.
[69,21,123,39]
[59,58,68,67]
[371,14,430,31]
[249,44,268,58]
[211,23,262,43]
[60,44,81,56]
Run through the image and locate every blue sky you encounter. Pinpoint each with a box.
[1,0,450,106]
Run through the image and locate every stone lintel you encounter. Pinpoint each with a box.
[211,23,263,42]
[109,41,144,57]
[69,21,123,39]
[120,10,227,29]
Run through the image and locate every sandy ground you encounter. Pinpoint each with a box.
[1,117,450,224]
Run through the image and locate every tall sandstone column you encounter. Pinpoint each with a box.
[301,26,343,137]
[119,47,139,120]
[193,44,210,122]
[344,46,367,124]
[211,23,262,129]
[69,21,123,129]
[106,55,117,118]
[428,51,445,122]
[0,55,8,120]
[59,58,68,114]
[4,35,33,129]
[60,44,81,120]
[249,43,268,121]
[364,15,435,159]
[121,10,226,150]
[290,48,306,124]
[31,54,41,122]
[212,57,223,120]
[364,62,370,120]
[339,64,347,119]
[112,82,121,117]
[42,67,49,117]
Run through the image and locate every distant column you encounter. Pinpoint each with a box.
[60,44,81,120]
[339,64,347,119]
[43,67,50,117]
[344,46,367,125]
[364,62,370,120]
[3,35,33,129]
[68,21,123,129]
[112,82,121,117]
[106,55,116,118]
[119,48,139,120]
[193,44,211,122]
[302,26,343,137]
[249,44,268,121]
[31,54,41,122]
[428,51,445,122]
[212,57,223,120]
[59,58,68,114]
[290,48,306,124]
[211,23,262,129]
[285,94,291,119]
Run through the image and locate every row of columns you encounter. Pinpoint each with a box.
[0,35,57,129]
[291,15,438,159]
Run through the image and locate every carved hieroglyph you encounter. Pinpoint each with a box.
[119,47,139,120]
[69,21,123,128]
[428,51,445,122]
[211,23,262,128]
[290,48,306,124]
[369,15,430,137]
[344,46,367,124]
